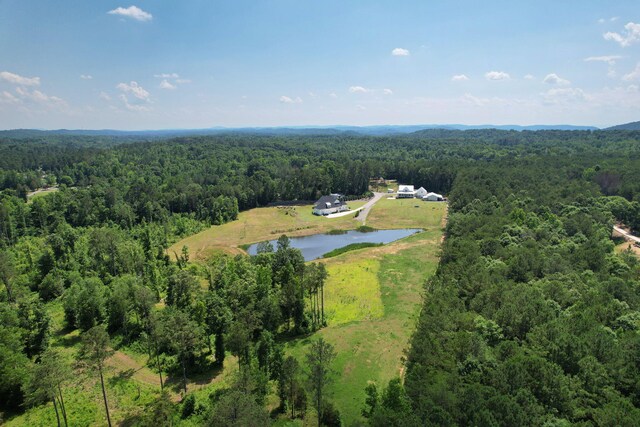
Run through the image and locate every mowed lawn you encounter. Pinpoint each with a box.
[169,201,367,260]
[366,196,446,229]
[284,207,445,424]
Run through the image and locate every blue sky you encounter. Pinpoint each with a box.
[1,1,639,129]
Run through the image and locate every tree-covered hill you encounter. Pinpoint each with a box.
[606,121,640,131]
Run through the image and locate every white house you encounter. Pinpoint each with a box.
[397,185,415,199]
[423,192,444,201]
[312,195,350,216]
[415,187,428,198]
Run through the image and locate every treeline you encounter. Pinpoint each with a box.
[372,161,640,426]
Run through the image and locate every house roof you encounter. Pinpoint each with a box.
[398,185,415,193]
[313,195,345,210]
[423,192,443,198]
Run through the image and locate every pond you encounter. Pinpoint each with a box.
[246,228,422,261]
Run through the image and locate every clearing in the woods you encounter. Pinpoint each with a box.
[9,198,445,426]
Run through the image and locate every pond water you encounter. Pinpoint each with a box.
[246,228,422,261]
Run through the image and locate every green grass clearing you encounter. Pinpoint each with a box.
[284,225,444,424]
[26,187,59,204]
[322,242,383,258]
[170,201,368,260]
[367,197,446,230]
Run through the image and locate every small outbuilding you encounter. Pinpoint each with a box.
[397,185,415,199]
[422,192,444,201]
[312,195,350,216]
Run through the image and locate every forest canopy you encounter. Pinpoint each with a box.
[2,129,640,425]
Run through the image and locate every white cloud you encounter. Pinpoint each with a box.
[585,56,621,79]
[80,74,93,80]
[627,84,639,93]
[543,73,571,85]
[383,88,393,95]
[116,81,150,101]
[356,104,366,111]
[118,94,150,111]
[349,86,371,93]
[108,6,152,22]
[159,79,176,90]
[99,92,111,101]
[329,92,338,99]
[279,95,302,104]
[462,93,489,107]
[524,74,535,80]
[451,74,469,82]
[485,71,510,81]
[14,87,65,106]
[154,73,179,79]
[623,63,640,81]
[542,87,588,105]
[0,71,40,86]
[391,48,410,56]
[584,55,622,65]
[0,91,20,104]
[603,22,640,47]
[154,73,190,87]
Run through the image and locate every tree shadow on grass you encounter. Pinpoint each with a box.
[163,362,226,395]
[55,330,82,347]
[108,368,136,387]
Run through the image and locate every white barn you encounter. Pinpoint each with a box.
[423,192,444,201]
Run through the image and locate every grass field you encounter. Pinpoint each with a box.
[283,213,445,424]
[366,197,446,230]
[169,201,368,260]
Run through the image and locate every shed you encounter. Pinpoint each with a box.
[422,192,444,201]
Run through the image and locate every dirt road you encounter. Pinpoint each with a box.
[613,225,640,244]
[325,192,385,223]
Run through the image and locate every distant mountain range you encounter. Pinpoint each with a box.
[605,121,640,131]
[3,122,638,139]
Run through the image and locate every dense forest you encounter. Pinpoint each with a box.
[2,129,640,425]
